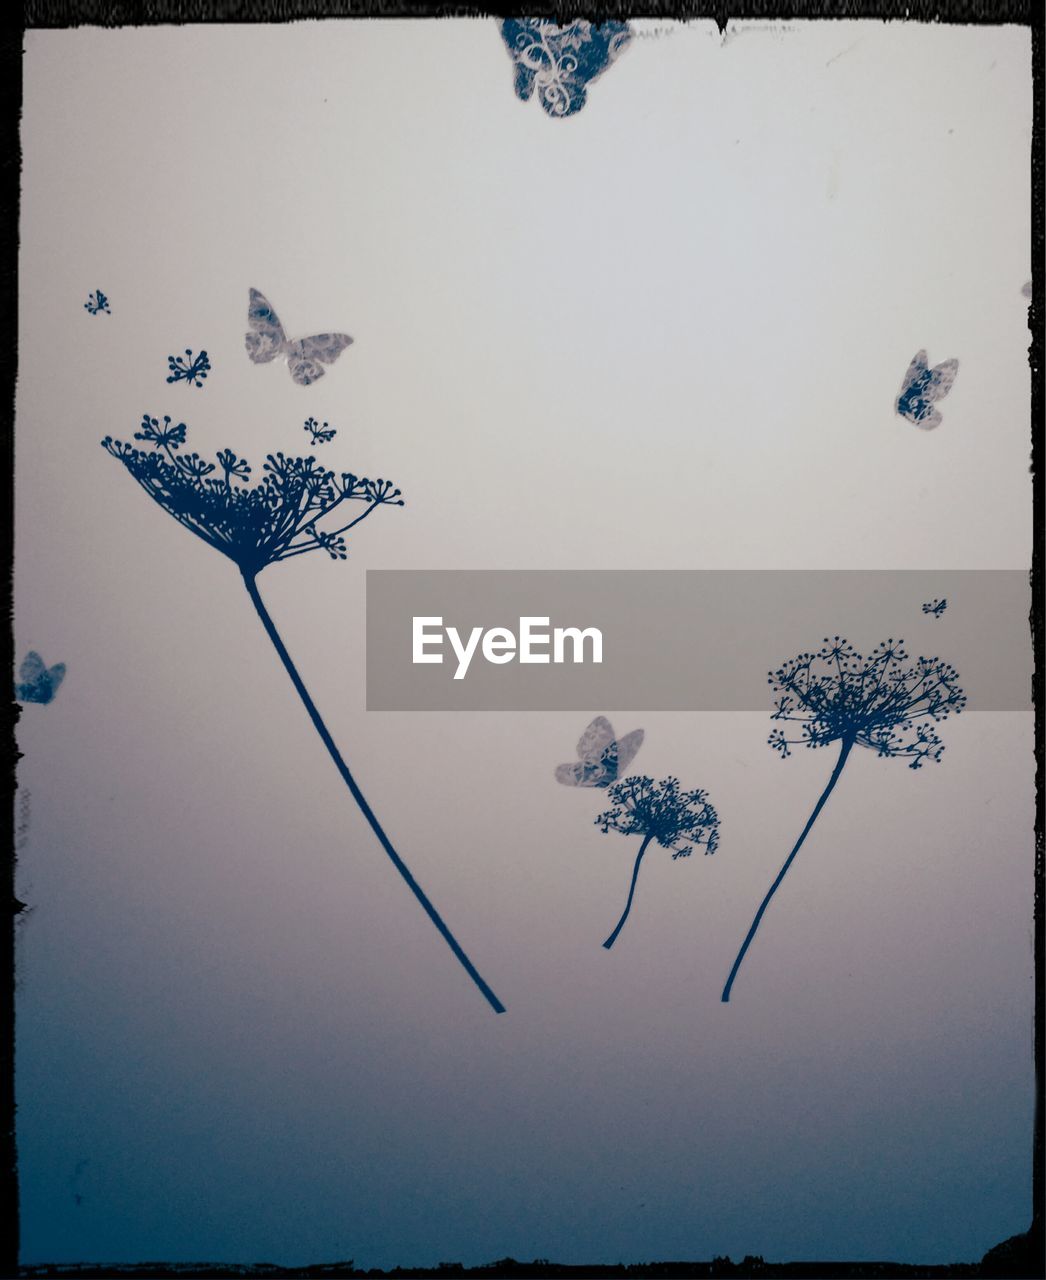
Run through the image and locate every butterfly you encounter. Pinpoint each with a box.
[500,19,633,118]
[245,288,353,386]
[896,349,959,430]
[14,651,66,705]
[555,716,644,788]
[922,598,947,618]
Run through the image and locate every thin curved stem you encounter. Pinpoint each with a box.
[242,570,505,1014]
[603,834,654,950]
[721,737,854,1003]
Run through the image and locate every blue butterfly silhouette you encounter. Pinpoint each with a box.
[896,349,959,431]
[500,19,632,118]
[15,651,66,704]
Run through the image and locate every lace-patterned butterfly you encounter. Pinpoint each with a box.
[14,651,66,705]
[246,289,353,387]
[896,349,959,430]
[555,716,644,788]
[500,19,633,119]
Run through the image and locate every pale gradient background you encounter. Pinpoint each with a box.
[15,17,1035,1269]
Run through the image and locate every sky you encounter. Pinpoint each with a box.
[14,16,1035,1270]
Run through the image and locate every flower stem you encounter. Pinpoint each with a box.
[603,833,654,950]
[721,736,854,1003]
[241,570,506,1015]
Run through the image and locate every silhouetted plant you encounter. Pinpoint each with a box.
[304,416,337,445]
[721,637,965,1002]
[83,289,110,316]
[102,416,504,1014]
[166,348,210,387]
[595,775,719,949]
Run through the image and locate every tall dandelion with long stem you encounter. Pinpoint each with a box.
[595,775,719,949]
[103,415,505,1013]
[721,637,965,1003]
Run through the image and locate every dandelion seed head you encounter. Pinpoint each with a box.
[594,774,720,858]
[102,416,404,577]
[166,348,211,388]
[767,638,965,768]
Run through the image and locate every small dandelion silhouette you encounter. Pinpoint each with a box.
[304,417,337,445]
[922,598,947,618]
[721,637,965,1002]
[594,775,719,949]
[166,348,211,388]
[102,416,503,1013]
[83,290,110,316]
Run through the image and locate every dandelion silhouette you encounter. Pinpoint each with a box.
[83,290,110,316]
[721,637,965,1002]
[166,348,210,388]
[922,598,947,618]
[595,775,719,949]
[102,415,505,1013]
[304,417,337,445]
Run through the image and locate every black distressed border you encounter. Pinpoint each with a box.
[3,2,1042,1277]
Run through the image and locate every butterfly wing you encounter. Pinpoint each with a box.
[567,21,632,84]
[588,727,644,788]
[555,716,617,787]
[501,20,540,102]
[520,19,631,118]
[913,405,943,430]
[555,751,616,787]
[298,333,353,364]
[287,354,326,386]
[45,663,66,700]
[911,360,958,431]
[613,728,645,778]
[928,358,959,397]
[583,716,623,786]
[555,761,588,786]
[576,715,615,761]
[17,651,46,689]
[246,288,287,363]
[895,350,929,419]
[287,334,353,387]
[900,349,928,387]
